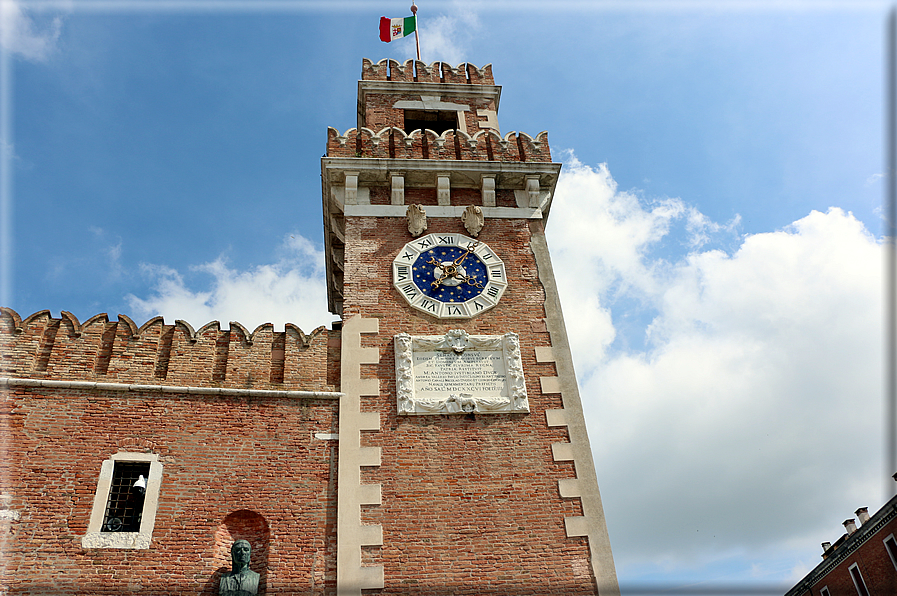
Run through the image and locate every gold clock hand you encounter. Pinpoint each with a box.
[452,242,479,266]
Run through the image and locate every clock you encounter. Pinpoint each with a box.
[392,233,508,319]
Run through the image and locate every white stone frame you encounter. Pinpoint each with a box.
[885,533,897,571]
[394,329,528,415]
[848,563,869,596]
[82,452,163,549]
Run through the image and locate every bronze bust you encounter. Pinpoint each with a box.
[218,539,260,596]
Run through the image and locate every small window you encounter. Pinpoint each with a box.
[82,453,163,549]
[820,587,831,596]
[102,461,150,532]
[848,563,870,596]
[885,534,897,570]
[404,109,458,135]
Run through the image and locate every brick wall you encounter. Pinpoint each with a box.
[0,308,340,594]
[0,309,338,392]
[0,385,339,595]
[341,214,597,595]
[359,91,496,136]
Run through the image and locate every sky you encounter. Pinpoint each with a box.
[1,0,893,594]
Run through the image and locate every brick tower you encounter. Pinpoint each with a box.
[0,59,618,596]
[323,59,619,595]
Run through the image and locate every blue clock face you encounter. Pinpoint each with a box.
[393,233,508,319]
[411,246,487,303]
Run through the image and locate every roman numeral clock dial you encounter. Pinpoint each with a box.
[392,233,508,319]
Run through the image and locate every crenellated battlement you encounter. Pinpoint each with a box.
[326,126,551,162]
[361,58,494,85]
[0,308,338,391]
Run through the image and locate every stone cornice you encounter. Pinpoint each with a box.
[342,205,543,219]
[321,157,561,189]
[0,377,342,400]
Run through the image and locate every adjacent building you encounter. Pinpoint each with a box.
[785,481,897,596]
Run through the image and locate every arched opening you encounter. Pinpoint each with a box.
[208,509,270,594]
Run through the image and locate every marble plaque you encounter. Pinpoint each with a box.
[394,329,529,415]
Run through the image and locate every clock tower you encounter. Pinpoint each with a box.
[323,59,620,595]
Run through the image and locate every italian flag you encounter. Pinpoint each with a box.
[380,16,416,42]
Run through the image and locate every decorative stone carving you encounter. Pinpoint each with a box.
[219,539,260,595]
[477,109,500,133]
[461,205,485,237]
[406,204,427,237]
[394,330,529,415]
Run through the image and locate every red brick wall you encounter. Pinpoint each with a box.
[342,214,597,594]
[0,385,338,595]
[359,92,498,135]
[0,311,337,392]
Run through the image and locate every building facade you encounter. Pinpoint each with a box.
[785,489,897,596]
[0,59,619,595]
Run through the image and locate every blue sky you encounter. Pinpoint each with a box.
[2,1,893,594]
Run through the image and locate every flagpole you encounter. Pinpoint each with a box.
[411,2,421,62]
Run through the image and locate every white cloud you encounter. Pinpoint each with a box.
[546,154,698,368]
[685,206,741,248]
[865,172,885,186]
[402,2,481,65]
[127,233,333,333]
[547,156,883,582]
[0,0,63,62]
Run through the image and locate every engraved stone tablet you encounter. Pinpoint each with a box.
[394,329,529,415]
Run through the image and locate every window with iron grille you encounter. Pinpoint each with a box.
[102,461,150,532]
[82,452,163,549]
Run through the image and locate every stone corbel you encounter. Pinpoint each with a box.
[436,173,451,206]
[481,175,496,207]
[525,175,541,208]
[391,173,405,205]
[344,172,359,205]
